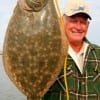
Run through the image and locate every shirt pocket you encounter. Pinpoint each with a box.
[66,64,78,91]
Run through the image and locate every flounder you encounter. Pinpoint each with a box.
[3,0,68,99]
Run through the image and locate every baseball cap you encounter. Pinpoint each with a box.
[63,0,92,20]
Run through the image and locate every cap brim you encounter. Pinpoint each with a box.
[67,12,92,20]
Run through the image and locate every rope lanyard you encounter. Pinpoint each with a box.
[55,0,69,100]
[64,57,69,100]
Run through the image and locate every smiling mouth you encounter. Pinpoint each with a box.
[72,30,83,34]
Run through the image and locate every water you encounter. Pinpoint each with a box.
[0,55,26,100]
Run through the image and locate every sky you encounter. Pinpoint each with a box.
[0,0,100,51]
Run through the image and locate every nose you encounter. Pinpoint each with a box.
[75,21,82,30]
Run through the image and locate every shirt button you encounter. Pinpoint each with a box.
[82,82,85,85]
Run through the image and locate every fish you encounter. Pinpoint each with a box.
[3,0,68,99]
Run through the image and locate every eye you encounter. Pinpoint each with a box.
[81,20,87,25]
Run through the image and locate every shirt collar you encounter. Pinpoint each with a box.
[68,41,89,58]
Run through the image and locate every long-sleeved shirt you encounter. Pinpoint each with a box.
[42,40,100,100]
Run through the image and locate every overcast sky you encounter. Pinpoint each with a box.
[0,0,100,51]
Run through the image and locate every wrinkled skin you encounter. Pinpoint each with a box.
[3,0,68,100]
[25,0,47,11]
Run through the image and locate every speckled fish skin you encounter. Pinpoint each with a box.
[3,0,68,100]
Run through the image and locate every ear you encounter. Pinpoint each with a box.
[87,20,90,28]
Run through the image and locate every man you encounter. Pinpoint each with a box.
[43,0,100,100]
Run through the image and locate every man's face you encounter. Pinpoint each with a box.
[64,14,89,43]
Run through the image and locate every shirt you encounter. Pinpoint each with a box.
[43,39,100,100]
[68,42,89,73]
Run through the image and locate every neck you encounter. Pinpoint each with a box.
[69,41,84,53]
